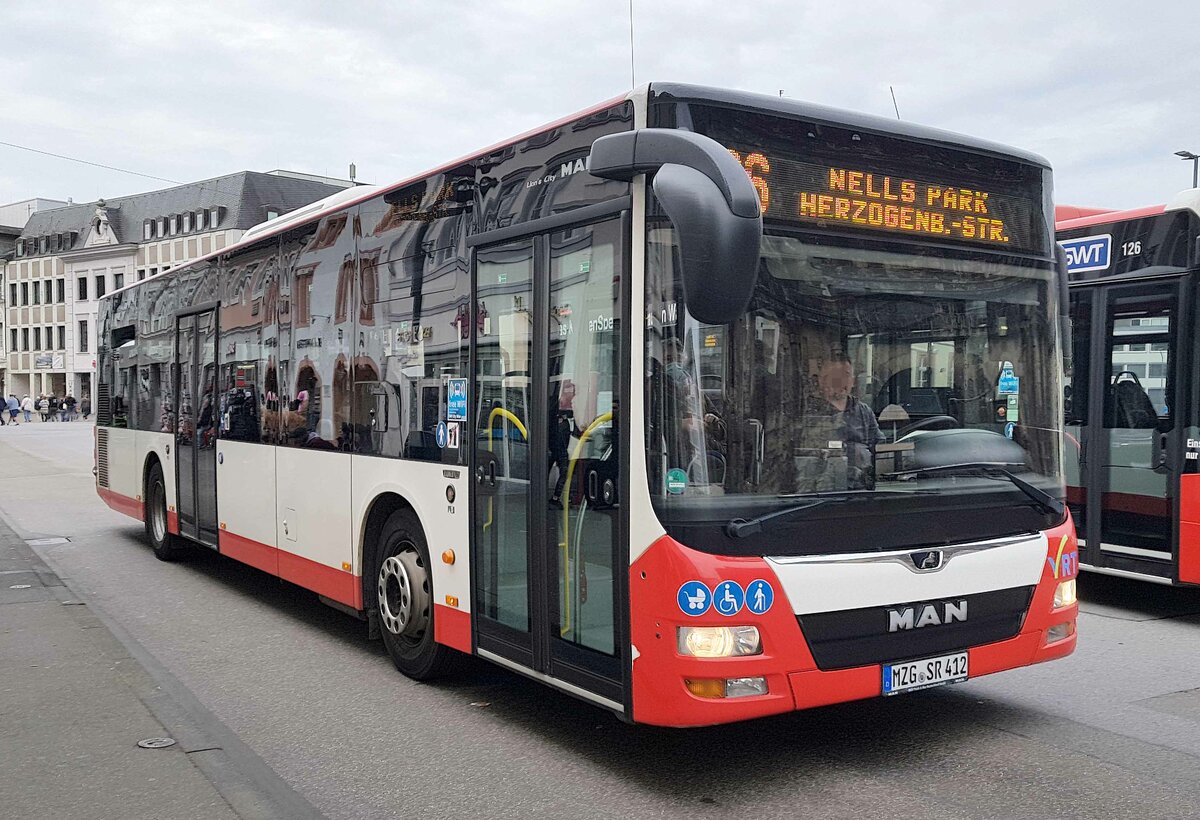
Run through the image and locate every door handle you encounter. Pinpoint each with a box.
[1155,432,1170,472]
[487,459,496,485]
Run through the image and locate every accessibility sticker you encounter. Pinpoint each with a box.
[745,579,774,615]
[713,580,745,616]
[677,581,711,616]
[435,421,448,448]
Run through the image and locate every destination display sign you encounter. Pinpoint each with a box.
[727,148,1046,254]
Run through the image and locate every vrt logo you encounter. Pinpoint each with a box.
[887,600,968,632]
[1059,234,1112,273]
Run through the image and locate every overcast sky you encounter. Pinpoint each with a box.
[2,1,1198,217]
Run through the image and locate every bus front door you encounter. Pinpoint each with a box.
[175,309,220,547]
[472,218,626,708]
[1073,281,1180,576]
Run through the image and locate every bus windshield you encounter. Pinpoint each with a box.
[645,227,1064,553]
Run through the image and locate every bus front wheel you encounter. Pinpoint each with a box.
[145,462,186,562]
[376,510,457,679]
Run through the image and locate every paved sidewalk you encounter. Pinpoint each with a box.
[0,521,238,819]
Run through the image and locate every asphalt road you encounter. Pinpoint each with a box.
[3,421,1200,819]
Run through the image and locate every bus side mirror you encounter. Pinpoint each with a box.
[590,130,762,324]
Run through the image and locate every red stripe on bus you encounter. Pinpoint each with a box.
[1178,474,1200,585]
[1066,485,1084,504]
[219,530,278,576]
[1100,491,1169,518]
[434,603,472,653]
[167,510,179,536]
[98,486,143,521]
[278,547,361,610]
[218,529,360,609]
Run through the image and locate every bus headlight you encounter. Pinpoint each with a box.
[1054,578,1077,608]
[677,626,761,657]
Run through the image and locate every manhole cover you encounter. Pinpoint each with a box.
[137,737,177,749]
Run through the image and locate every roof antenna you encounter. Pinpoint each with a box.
[628,0,636,88]
[889,85,901,120]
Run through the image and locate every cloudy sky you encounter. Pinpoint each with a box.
[2,1,1198,217]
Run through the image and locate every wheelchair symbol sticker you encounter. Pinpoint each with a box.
[677,581,711,616]
[745,579,774,615]
[713,581,745,616]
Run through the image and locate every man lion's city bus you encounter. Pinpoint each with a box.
[95,84,1077,727]
[1058,190,1200,586]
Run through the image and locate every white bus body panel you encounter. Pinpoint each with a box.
[138,430,174,506]
[275,448,352,574]
[216,439,278,551]
[767,532,1048,615]
[350,457,471,615]
[104,427,140,500]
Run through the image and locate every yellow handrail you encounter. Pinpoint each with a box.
[482,407,528,531]
[559,411,613,637]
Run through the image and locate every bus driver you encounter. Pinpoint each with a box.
[798,353,883,490]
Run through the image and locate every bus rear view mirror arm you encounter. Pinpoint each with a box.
[1055,244,1072,373]
[590,129,762,324]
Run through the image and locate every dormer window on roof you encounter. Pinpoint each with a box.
[183,211,193,232]
[144,220,153,240]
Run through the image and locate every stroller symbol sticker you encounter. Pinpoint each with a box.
[677,582,711,616]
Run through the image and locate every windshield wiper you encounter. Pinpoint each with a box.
[892,463,1065,517]
[726,497,845,538]
[725,489,938,539]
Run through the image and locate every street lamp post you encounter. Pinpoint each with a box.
[1176,150,1199,188]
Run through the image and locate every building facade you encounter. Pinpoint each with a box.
[0,198,70,396]
[5,173,347,401]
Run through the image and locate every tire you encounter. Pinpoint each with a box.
[375,510,458,679]
[145,462,187,562]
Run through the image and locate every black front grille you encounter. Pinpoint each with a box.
[797,586,1034,670]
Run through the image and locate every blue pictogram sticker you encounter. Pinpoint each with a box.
[713,581,745,616]
[745,579,774,615]
[1059,234,1112,274]
[1004,421,1016,440]
[447,378,468,421]
[677,581,711,616]
[435,421,448,448]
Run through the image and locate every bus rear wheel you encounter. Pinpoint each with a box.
[145,462,186,562]
[376,510,457,679]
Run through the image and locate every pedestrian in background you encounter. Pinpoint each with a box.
[21,395,33,422]
[65,394,77,422]
[81,395,92,421]
[6,395,18,425]
[39,396,50,422]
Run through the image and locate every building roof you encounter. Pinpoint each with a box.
[17,171,346,248]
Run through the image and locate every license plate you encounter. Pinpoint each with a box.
[882,651,968,696]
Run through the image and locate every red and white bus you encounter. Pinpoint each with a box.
[1058,191,1200,585]
[96,83,1077,727]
